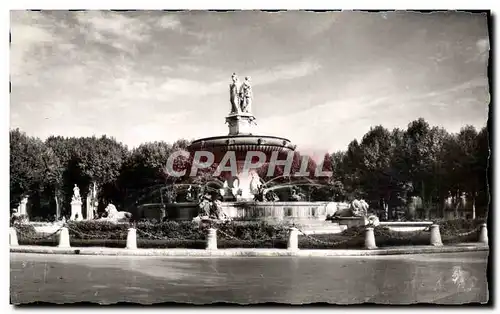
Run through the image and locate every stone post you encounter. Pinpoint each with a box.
[364,227,377,249]
[287,227,299,251]
[10,227,18,246]
[430,224,443,246]
[58,227,71,248]
[126,228,137,249]
[206,228,217,250]
[478,223,488,245]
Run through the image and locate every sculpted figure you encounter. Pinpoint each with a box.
[239,76,253,113]
[212,195,231,221]
[229,73,241,114]
[249,171,263,196]
[72,184,81,202]
[198,194,212,217]
[98,203,132,223]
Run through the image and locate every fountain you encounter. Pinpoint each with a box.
[155,73,344,233]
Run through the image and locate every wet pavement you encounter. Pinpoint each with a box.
[10,251,489,305]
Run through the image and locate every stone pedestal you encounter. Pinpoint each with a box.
[226,113,256,135]
[70,200,83,221]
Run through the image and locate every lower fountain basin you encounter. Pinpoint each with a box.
[138,201,340,224]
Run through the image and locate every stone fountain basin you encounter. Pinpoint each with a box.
[161,201,338,224]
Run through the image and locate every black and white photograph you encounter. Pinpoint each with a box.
[8,8,491,305]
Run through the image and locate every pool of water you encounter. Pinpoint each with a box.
[10,251,489,304]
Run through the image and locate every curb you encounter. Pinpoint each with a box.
[10,244,489,257]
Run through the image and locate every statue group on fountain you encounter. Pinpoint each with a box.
[331,199,380,226]
[194,193,231,222]
[229,73,253,115]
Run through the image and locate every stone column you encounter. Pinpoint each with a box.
[70,200,83,221]
[429,224,443,246]
[478,223,488,245]
[126,228,137,249]
[364,227,377,249]
[206,228,218,250]
[58,227,70,248]
[287,227,299,251]
[86,195,94,220]
[10,227,18,246]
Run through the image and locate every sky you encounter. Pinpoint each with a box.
[10,10,490,153]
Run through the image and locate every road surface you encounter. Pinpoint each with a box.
[10,251,488,304]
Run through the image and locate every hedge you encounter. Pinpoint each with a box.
[60,220,290,241]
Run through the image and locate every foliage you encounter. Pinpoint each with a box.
[62,220,288,241]
[10,129,62,209]
[9,118,489,220]
[13,224,37,237]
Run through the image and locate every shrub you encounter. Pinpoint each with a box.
[62,220,288,242]
[435,218,485,236]
[13,224,37,237]
[67,221,129,240]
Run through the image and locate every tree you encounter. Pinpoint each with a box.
[45,135,76,218]
[402,118,448,219]
[358,126,393,218]
[72,136,128,210]
[455,126,480,218]
[119,141,184,207]
[475,126,489,217]
[342,139,364,200]
[10,129,61,217]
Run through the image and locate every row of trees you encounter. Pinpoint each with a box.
[10,118,489,220]
[324,119,489,219]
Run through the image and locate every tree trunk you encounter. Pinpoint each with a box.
[421,180,426,220]
[55,193,60,220]
[472,193,476,220]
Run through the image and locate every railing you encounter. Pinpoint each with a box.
[9,222,488,251]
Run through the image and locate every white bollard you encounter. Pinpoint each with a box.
[478,223,488,245]
[10,227,18,246]
[206,228,217,250]
[58,227,71,248]
[430,224,443,247]
[126,228,137,249]
[364,227,377,249]
[287,227,299,251]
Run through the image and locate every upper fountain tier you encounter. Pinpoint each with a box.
[188,73,296,159]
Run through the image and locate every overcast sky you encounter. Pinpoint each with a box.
[10,10,490,153]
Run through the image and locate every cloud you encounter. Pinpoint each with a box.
[10,11,489,154]
[156,15,182,30]
[249,59,321,86]
[406,78,488,102]
[75,11,151,42]
[476,38,490,54]
[10,12,62,79]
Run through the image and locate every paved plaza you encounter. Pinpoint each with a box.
[11,251,488,304]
